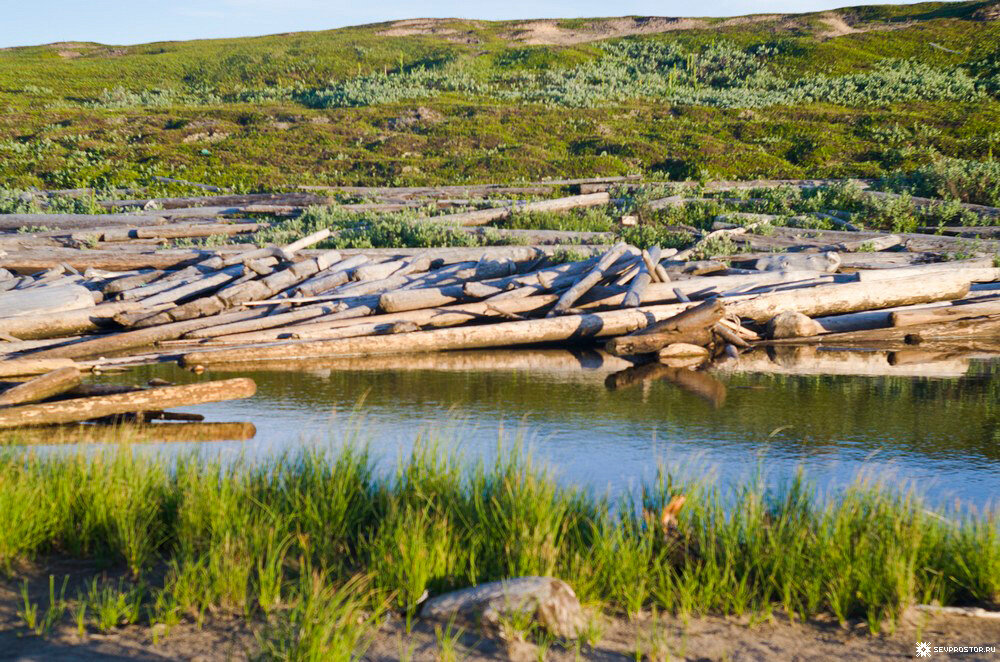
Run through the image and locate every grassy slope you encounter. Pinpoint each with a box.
[0,2,999,190]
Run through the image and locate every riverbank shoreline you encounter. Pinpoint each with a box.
[0,444,996,659]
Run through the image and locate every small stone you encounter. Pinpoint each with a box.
[620,215,638,226]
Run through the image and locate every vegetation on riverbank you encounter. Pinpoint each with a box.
[2,2,1000,190]
[1,442,997,658]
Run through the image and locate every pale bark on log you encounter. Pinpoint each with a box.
[29,308,269,360]
[0,358,79,377]
[789,315,1000,347]
[548,243,630,316]
[138,264,245,307]
[416,192,611,227]
[0,301,148,340]
[623,257,651,308]
[0,213,167,231]
[0,377,257,428]
[0,284,97,319]
[606,300,725,356]
[891,299,1000,327]
[294,254,371,290]
[193,295,560,344]
[0,367,81,406]
[855,262,1000,282]
[179,302,702,365]
[184,303,344,339]
[131,250,342,328]
[726,274,976,324]
[579,270,832,308]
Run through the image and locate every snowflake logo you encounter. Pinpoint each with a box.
[915,641,932,658]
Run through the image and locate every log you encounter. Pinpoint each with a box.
[823,234,902,253]
[418,192,611,227]
[623,255,651,308]
[184,303,344,339]
[548,243,630,316]
[0,358,79,377]
[419,577,583,639]
[855,260,999,282]
[793,315,1000,348]
[180,303,705,365]
[0,283,97,318]
[890,299,1000,327]
[726,273,979,324]
[0,378,257,428]
[605,300,724,356]
[195,295,560,344]
[28,308,270,360]
[752,253,841,273]
[0,301,149,340]
[0,367,81,406]
[132,250,342,328]
[0,213,167,231]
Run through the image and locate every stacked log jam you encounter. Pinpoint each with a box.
[1,177,999,428]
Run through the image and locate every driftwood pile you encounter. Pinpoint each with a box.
[1,177,999,429]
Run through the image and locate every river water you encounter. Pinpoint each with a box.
[7,347,999,507]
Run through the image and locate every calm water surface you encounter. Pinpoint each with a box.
[13,347,1000,507]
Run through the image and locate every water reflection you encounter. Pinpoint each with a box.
[6,347,998,507]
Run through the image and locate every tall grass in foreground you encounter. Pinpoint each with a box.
[1,443,997,656]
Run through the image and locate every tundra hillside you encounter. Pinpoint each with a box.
[1,1,1000,193]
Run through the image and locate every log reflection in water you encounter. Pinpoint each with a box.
[202,348,640,376]
[713,346,971,378]
[605,363,727,408]
[0,421,257,445]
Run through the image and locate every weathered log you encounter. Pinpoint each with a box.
[419,577,583,639]
[179,302,704,365]
[0,248,214,272]
[197,295,560,344]
[854,260,999,282]
[0,358,80,377]
[605,300,724,356]
[890,299,1000,327]
[184,303,344,339]
[548,243,630,316]
[0,283,97,319]
[726,273,980,323]
[0,213,168,231]
[418,192,611,227]
[0,301,153,340]
[753,253,841,273]
[623,255,651,307]
[0,377,257,428]
[29,308,270,360]
[823,234,902,253]
[788,315,1000,348]
[0,367,81,406]
[137,264,245,307]
[132,250,342,328]
[713,346,971,378]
